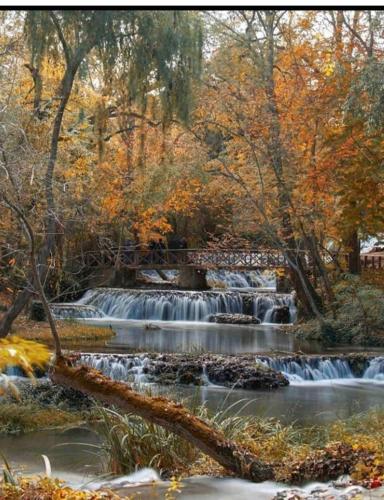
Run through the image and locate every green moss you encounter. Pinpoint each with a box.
[293,275,384,346]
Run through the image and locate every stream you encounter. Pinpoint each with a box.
[2,272,384,498]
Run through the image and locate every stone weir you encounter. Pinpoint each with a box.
[256,354,384,381]
[76,352,384,389]
[76,288,297,323]
[50,303,106,320]
[77,353,290,390]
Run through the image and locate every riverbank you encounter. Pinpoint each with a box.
[9,316,115,346]
[288,320,384,348]
[0,380,95,434]
[1,399,384,498]
[285,277,384,348]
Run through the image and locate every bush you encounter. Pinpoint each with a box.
[333,275,384,337]
[294,275,384,346]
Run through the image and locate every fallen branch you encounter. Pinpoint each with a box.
[51,359,274,482]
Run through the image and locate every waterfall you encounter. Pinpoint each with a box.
[257,356,354,381]
[79,353,384,385]
[139,270,167,283]
[80,354,149,384]
[207,270,275,289]
[139,269,276,289]
[50,304,106,320]
[363,357,384,380]
[257,356,384,382]
[77,288,294,323]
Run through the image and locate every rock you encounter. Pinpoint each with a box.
[143,354,289,390]
[177,370,201,385]
[205,358,289,390]
[208,313,261,324]
[345,354,371,377]
[273,485,365,499]
[270,305,290,324]
[6,380,95,410]
[144,323,161,330]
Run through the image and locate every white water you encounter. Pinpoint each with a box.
[76,288,295,323]
[207,269,276,289]
[257,356,384,382]
[90,473,368,499]
[51,304,106,320]
[80,353,150,384]
[363,356,384,380]
[139,269,276,289]
[79,353,384,384]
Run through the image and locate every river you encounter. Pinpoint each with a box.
[2,274,384,498]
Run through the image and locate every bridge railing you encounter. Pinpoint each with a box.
[112,248,290,269]
[67,246,383,271]
[360,254,383,269]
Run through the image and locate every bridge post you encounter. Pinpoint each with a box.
[276,272,291,293]
[178,267,208,290]
[111,268,137,288]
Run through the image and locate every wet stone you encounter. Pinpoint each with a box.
[143,354,289,390]
[208,313,261,324]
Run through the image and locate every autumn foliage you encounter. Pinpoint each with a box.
[0,10,383,317]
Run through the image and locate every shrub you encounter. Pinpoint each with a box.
[95,407,199,477]
[294,275,384,345]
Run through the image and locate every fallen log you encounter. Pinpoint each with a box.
[51,358,274,482]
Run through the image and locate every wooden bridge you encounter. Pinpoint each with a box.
[87,248,289,271]
[82,247,384,271]
[75,246,383,290]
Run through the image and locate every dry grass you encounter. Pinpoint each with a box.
[0,402,83,434]
[0,476,130,499]
[11,317,114,345]
[93,401,384,486]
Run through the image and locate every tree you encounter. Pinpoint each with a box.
[0,10,276,482]
[0,9,203,336]
[194,11,326,318]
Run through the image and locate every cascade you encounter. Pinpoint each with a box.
[140,269,276,289]
[50,304,106,320]
[79,353,384,384]
[207,270,276,289]
[257,356,384,382]
[80,354,149,384]
[363,357,384,380]
[77,288,295,323]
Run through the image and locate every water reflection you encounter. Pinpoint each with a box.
[0,427,101,484]
[153,380,384,425]
[90,320,323,354]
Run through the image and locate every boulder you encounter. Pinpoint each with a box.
[145,354,288,390]
[205,358,289,390]
[270,305,290,324]
[208,313,261,325]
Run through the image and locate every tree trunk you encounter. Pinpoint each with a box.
[0,289,31,337]
[0,56,88,338]
[304,232,336,309]
[285,249,323,319]
[0,194,62,355]
[51,359,274,482]
[347,230,361,275]
[262,13,323,319]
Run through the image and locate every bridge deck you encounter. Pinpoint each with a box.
[108,249,288,270]
[79,248,383,271]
